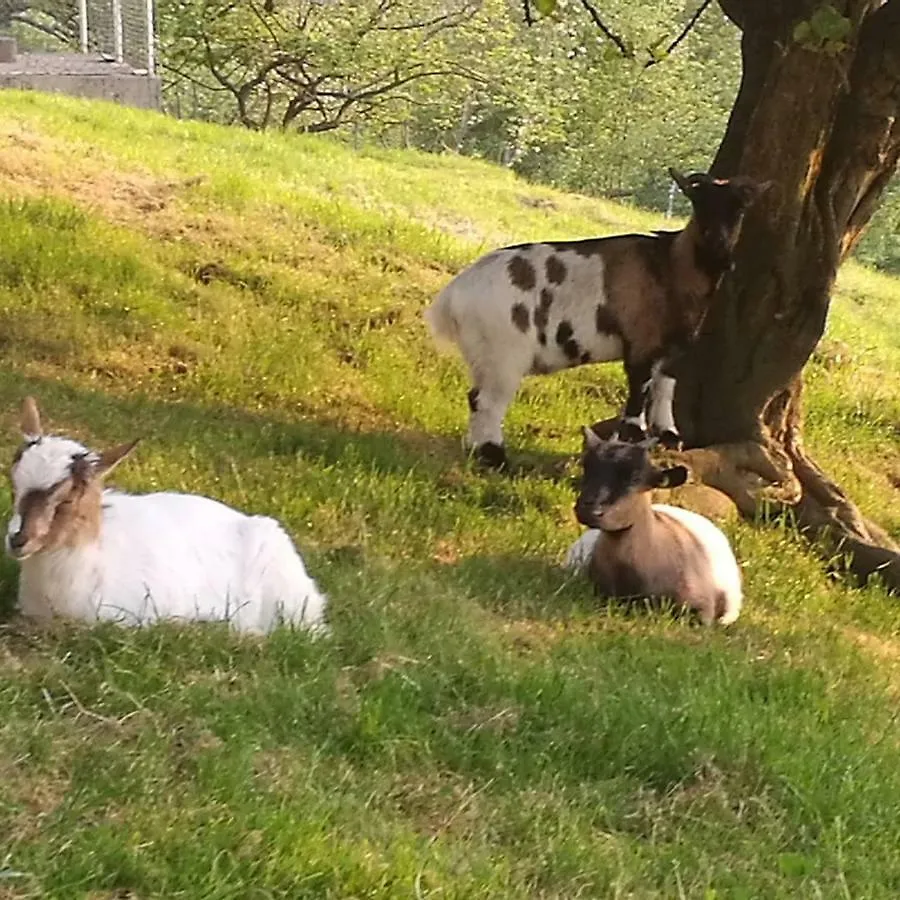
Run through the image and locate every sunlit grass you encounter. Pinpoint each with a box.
[0,91,899,898]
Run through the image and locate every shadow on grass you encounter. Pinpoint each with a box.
[0,370,463,479]
[446,550,706,629]
[0,553,18,619]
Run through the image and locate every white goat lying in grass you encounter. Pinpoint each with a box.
[566,428,742,626]
[5,397,327,634]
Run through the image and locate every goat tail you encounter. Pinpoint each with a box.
[242,516,329,635]
[423,285,461,350]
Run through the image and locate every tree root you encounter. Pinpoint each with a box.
[684,438,900,593]
[676,440,799,516]
[781,420,900,592]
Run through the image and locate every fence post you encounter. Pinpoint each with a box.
[145,0,156,75]
[78,0,89,53]
[112,0,124,63]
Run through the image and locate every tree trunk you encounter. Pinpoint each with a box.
[673,0,900,589]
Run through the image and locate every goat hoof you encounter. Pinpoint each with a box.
[617,422,647,443]
[657,429,683,451]
[474,442,509,471]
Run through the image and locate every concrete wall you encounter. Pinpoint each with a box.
[0,49,161,111]
[0,71,161,109]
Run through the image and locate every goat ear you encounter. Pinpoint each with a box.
[750,180,775,204]
[582,426,602,452]
[669,168,694,198]
[651,465,689,489]
[94,439,140,479]
[732,177,773,206]
[21,396,43,440]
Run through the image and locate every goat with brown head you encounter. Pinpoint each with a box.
[426,167,771,469]
[5,397,327,634]
[568,427,743,626]
[7,397,137,559]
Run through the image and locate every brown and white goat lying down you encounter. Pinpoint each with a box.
[5,397,327,634]
[426,169,769,469]
[565,428,742,626]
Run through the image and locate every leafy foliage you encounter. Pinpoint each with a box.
[157,1,740,197]
[159,0,482,131]
[855,180,900,274]
[402,0,742,206]
[0,0,77,48]
[792,2,853,55]
[8,0,896,270]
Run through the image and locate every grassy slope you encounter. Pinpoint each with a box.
[0,91,899,899]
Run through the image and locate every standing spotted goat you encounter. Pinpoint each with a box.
[426,169,770,469]
[5,397,327,634]
[566,428,742,626]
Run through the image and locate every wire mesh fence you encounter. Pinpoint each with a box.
[83,0,153,71]
[0,0,155,72]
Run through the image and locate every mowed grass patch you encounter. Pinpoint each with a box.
[0,92,899,897]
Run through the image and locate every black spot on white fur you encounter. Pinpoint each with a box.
[545,256,566,285]
[556,321,581,361]
[507,256,536,292]
[511,302,530,332]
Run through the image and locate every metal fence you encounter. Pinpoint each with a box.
[80,0,155,73]
[2,0,155,74]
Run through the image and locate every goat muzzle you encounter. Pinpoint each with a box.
[574,503,604,530]
[6,530,30,559]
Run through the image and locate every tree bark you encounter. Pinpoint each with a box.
[672,0,900,590]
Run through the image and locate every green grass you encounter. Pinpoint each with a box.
[0,91,899,898]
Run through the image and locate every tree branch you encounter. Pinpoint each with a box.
[644,0,715,69]
[159,58,230,94]
[281,64,462,131]
[819,0,900,262]
[248,0,284,46]
[10,11,74,43]
[577,0,631,57]
[374,5,478,32]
